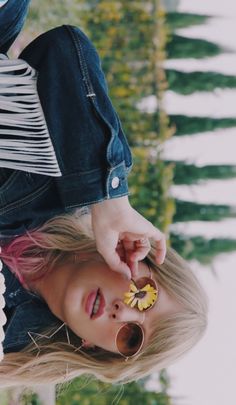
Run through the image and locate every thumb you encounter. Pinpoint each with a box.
[95,233,132,279]
[102,249,132,279]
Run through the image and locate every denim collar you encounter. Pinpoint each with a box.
[2,264,61,353]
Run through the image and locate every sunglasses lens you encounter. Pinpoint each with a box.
[116,323,144,357]
[135,276,156,291]
[132,277,158,311]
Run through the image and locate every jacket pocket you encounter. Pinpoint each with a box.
[0,170,51,215]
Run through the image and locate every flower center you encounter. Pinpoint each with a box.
[135,291,147,299]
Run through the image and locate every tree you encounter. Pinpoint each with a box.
[80,0,174,232]
[23,0,175,236]
[170,233,236,264]
[173,200,236,222]
[165,12,210,30]
[166,35,223,59]
[169,162,236,184]
[168,115,236,136]
[166,69,236,94]
[129,149,175,232]
[56,377,172,405]
[25,0,83,32]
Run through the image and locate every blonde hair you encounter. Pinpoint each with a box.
[0,211,208,388]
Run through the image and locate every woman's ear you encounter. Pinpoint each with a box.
[82,339,95,349]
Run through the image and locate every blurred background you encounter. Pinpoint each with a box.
[1,0,236,403]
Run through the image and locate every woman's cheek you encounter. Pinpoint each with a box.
[92,321,120,353]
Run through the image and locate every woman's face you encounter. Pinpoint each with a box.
[52,259,181,354]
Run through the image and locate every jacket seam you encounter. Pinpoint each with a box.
[65,190,129,210]
[64,25,118,168]
[64,25,95,101]
[0,178,52,214]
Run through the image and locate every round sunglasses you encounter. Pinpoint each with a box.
[114,264,158,359]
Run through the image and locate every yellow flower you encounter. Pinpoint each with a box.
[124,281,158,311]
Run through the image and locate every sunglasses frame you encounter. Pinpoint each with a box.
[115,260,159,359]
[115,321,145,360]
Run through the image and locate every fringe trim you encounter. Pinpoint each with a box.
[0,0,9,8]
[0,252,6,361]
[0,54,62,176]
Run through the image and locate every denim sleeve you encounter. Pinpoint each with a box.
[0,0,31,53]
[19,25,133,209]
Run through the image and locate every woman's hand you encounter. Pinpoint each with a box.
[91,196,166,279]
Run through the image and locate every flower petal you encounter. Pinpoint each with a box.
[130,283,138,292]
[124,296,135,305]
[138,299,144,311]
[124,292,135,298]
[130,298,138,308]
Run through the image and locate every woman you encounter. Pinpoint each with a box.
[0,211,208,387]
[0,0,208,387]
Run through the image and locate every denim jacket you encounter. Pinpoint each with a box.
[2,263,61,353]
[0,1,133,352]
[0,24,132,239]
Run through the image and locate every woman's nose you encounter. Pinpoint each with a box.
[109,299,140,323]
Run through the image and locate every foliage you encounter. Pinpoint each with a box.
[0,388,41,405]
[168,115,236,136]
[79,0,171,141]
[166,69,236,94]
[22,0,175,234]
[171,233,236,264]
[56,376,172,405]
[165,12,210,30]
[173,200,236,223]
[20,391,42,405]
[25,0,84,33]
[169,162,236,184]
[0,390,9,405]
[129,148,175,232]
[78,0,174,232]
[166,35,223,59]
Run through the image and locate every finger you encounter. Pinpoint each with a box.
[130,239,151,262]
[121,239,136,259]
[129,260,139,278]
[103,250,132,279]
[146,228,166,264]
[155,238,166,264]
[120,238,151,277]
[116,239,143,279]
[120,239,138,278]
[96,236,132,279]
[116,241,126,261]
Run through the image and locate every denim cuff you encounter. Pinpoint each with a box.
[56,161,129,210]
[106,162,129,199]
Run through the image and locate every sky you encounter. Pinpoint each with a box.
[168,253,236,405]
[139,5,236,399]
[158,1,236,405]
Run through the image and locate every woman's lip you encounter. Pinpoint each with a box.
[85,290,97,317]
[91,289,105,320]
[85,289,106,319]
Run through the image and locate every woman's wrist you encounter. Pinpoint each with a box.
[91,196,131,216]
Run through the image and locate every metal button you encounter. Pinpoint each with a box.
[111,176,120,189]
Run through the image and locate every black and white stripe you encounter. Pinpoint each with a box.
[0,55,61,176]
